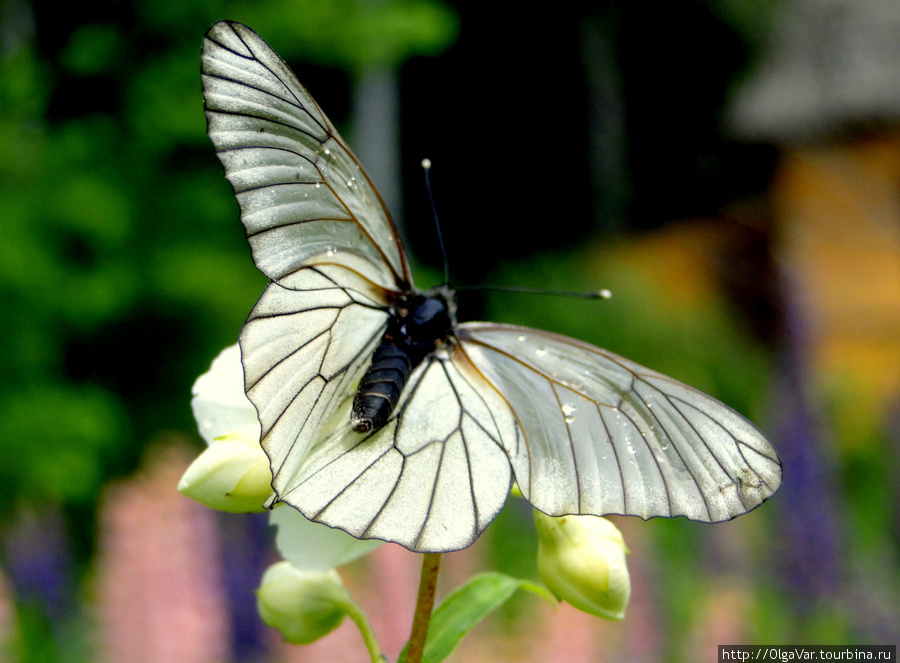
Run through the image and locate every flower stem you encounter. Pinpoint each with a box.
[406,552,442,663]
[345,598,384,663]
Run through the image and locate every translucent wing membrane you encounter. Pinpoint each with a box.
[241,265,390,482]
[201,21,410,289]
[457,323,782,523]
[276,349,515,552]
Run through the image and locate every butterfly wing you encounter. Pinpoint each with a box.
[201,20,410,289]
[456,323,782,522]
[240,265,390,498]
[267,341,516,552]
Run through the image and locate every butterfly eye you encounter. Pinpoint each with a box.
[407,296,451,339]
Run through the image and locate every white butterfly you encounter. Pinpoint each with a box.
[200,21,782,553]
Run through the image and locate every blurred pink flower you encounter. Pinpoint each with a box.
[97,444,231,663]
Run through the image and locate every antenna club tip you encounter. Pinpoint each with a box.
[421,158,432,170]
[598,289,612,299]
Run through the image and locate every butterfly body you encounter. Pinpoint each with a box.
[202,21,781,553]
[352,286,456,432]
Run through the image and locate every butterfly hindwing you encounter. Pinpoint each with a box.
[241,266,390,496]
[264,341,515,552]
[456,323,782,523]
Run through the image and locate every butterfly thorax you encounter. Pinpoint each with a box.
[351,285,456,433]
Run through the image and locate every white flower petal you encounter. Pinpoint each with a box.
[192,345,260,445]
[270,506,383,572]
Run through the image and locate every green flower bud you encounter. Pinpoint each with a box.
[533,511,631,620]
[256,561,353,644]
[177,425,272,513]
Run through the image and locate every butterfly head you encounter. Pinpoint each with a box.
[391,284,457,359]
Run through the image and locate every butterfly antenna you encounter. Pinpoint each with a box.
[457,284,613,300]
[421,158,451,285]
[420,159,608,301]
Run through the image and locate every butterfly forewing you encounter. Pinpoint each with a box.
[456,323,782,523]
[201,21,409,289]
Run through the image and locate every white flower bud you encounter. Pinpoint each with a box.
[256,561,352,644]
[177,425,272,513]
[534,511,631,620]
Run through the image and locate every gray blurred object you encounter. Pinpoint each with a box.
[729,0,900,141]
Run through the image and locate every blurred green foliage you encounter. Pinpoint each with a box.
[0,0,455,523]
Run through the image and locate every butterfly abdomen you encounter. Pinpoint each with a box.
[351,288,455,433]
[351,344,412,432]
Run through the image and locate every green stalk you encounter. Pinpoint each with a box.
[405,552,443,663]
[345,597,385,663]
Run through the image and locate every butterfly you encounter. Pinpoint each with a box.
[200,21,782,553]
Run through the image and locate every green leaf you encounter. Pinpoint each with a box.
[399,572,555,663]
